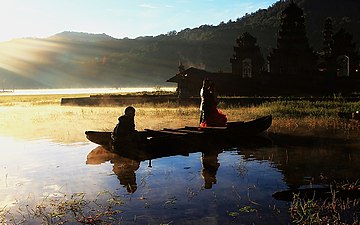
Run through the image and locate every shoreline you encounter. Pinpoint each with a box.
[60,94,360,106]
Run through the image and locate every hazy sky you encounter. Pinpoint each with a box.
[0,0,278,42]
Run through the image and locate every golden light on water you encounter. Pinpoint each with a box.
[1,87,175,95]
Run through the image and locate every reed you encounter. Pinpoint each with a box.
[290,184,360,224]
[0,94,359,143]
[0,191,124,224]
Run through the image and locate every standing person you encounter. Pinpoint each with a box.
[112,106,138,149]
[199,79,211,124]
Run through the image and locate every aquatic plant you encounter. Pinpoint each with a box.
[0,191,124,224]
[290,184,360,225]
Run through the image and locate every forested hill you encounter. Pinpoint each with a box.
[0,0,359,89]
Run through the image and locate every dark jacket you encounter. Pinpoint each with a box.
[112,115,135,140]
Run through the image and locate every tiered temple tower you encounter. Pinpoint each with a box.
[267,1,317,75]
[230,32,264,78]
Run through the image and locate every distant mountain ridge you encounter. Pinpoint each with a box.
[49,31,117,42]
[0,0,359,89]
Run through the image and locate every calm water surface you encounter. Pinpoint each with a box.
[0,87,176,96]
[1,128,360,224]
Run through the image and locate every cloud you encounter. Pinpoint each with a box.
[139,4,158,9]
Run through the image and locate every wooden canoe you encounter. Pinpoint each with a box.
[85,115,272,153]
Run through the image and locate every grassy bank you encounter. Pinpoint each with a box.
[0,94,359,142]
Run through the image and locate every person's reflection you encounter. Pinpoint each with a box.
[86,146,140,193]
[201,150,220,189]
[111,157,139,193]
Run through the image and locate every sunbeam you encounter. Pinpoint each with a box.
[0,39,67,82]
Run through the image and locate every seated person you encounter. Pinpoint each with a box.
[200,78,211,124]
[112,106,138,147]
[200,83,227,127]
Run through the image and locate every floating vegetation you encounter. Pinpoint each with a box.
[163,196,177,208]
[228,205,257,218]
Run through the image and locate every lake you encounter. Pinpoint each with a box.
[1,126,360,224]
[0,87,176,96]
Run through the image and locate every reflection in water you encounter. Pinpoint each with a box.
[201,151,221,189]
[87,146,225,192]
[0,138,108,210]
[84,137,289,224]
[88,131,357,196]
[86,147,140,193]
[244,131,360,189]
[112,157,139,193]
[85,129,273,193]
[4,128,360,224]
[85,135,273,194]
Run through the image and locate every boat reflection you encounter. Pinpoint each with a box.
[86,147,229,193]
[86,130,360,196]
[86,135,271,193]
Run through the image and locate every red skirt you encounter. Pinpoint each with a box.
[200,109,227,127]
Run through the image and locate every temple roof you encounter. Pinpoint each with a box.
[167,67,232,83]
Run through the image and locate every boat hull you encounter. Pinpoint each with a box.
[85,115,272,159]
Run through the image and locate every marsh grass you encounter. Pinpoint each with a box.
[1,94,360,142]
[290,186,360,225]
[0,191,124,225]
[0,104,202,143]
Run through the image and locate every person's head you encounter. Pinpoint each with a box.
[203,79,210,87]
[209,82,215,91]
[124,106,136,117]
